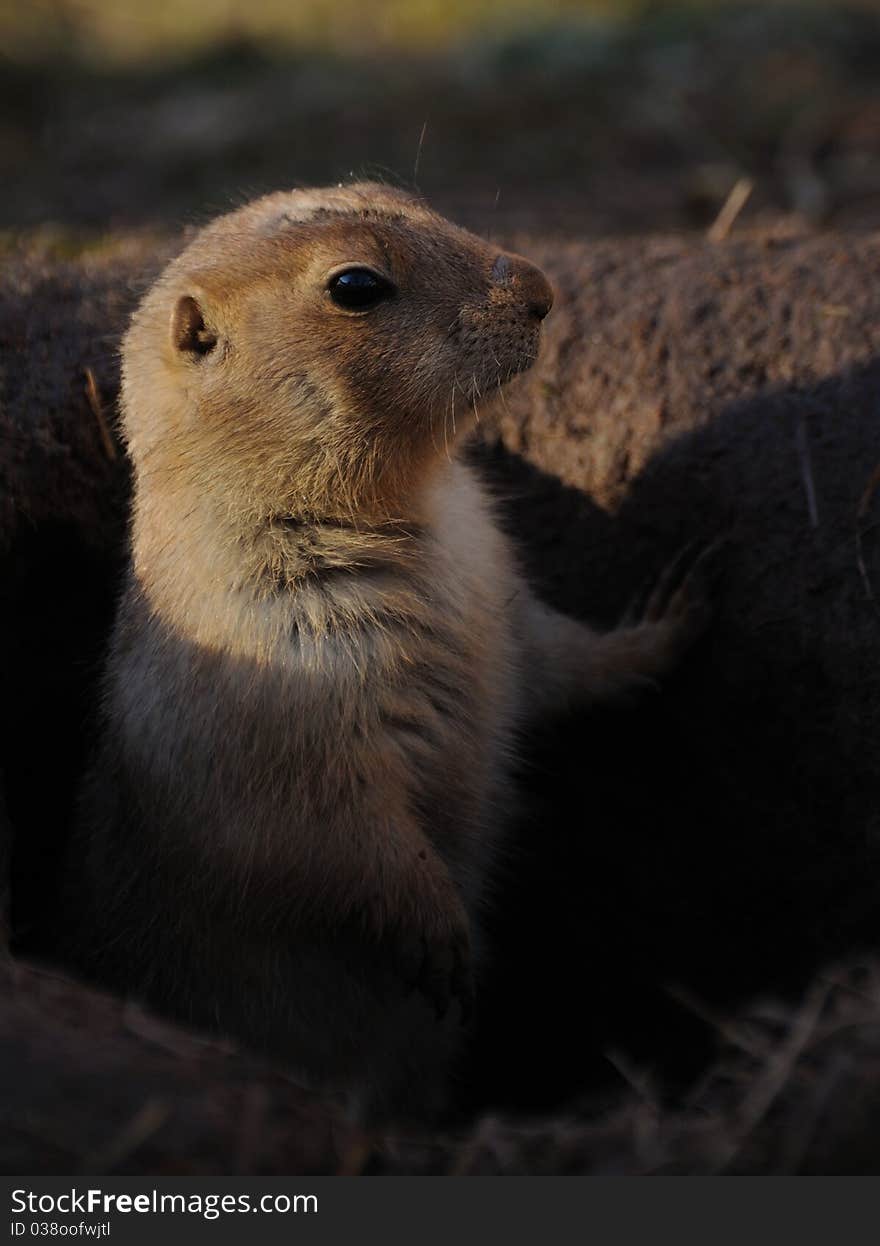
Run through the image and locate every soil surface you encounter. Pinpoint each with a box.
[6,226,880,1168]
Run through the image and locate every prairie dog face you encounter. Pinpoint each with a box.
[123,183,553,520]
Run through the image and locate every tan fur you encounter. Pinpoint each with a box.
[66,184,705,1121]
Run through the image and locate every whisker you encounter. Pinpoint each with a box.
[413,121,428,189]
[471,373,482,425]
[487,187,501,244]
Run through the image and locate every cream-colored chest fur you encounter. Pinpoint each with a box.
[115,461,521,896]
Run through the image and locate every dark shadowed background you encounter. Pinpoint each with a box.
[6,0,880,246]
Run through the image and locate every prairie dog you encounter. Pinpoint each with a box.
[66,184,708,1120]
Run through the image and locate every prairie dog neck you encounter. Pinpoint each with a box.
[130,455,470,654]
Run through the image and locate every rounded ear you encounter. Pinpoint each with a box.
[170,294,218,357]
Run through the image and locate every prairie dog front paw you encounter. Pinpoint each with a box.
[618,539,725,681]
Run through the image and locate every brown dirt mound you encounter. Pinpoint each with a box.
[5,227,880,1169]
[0,958,359,1175]
[469,229,880,1112]
[1,237,164,951]
[6,954,880,1174]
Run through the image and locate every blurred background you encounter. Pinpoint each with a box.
[5,0,880,250]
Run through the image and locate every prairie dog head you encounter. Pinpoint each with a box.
[123,183,553,523]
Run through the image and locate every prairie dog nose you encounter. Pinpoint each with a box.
[492,253,554,320]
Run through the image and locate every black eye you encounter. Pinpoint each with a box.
[328,268,394,310]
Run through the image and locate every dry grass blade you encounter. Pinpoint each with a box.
[709,980,831,1174]
[855,462,880,612]
[83,366,118,461]
[79,1098,170,1174]
[707,178,754,243]
[795,411,820,530]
